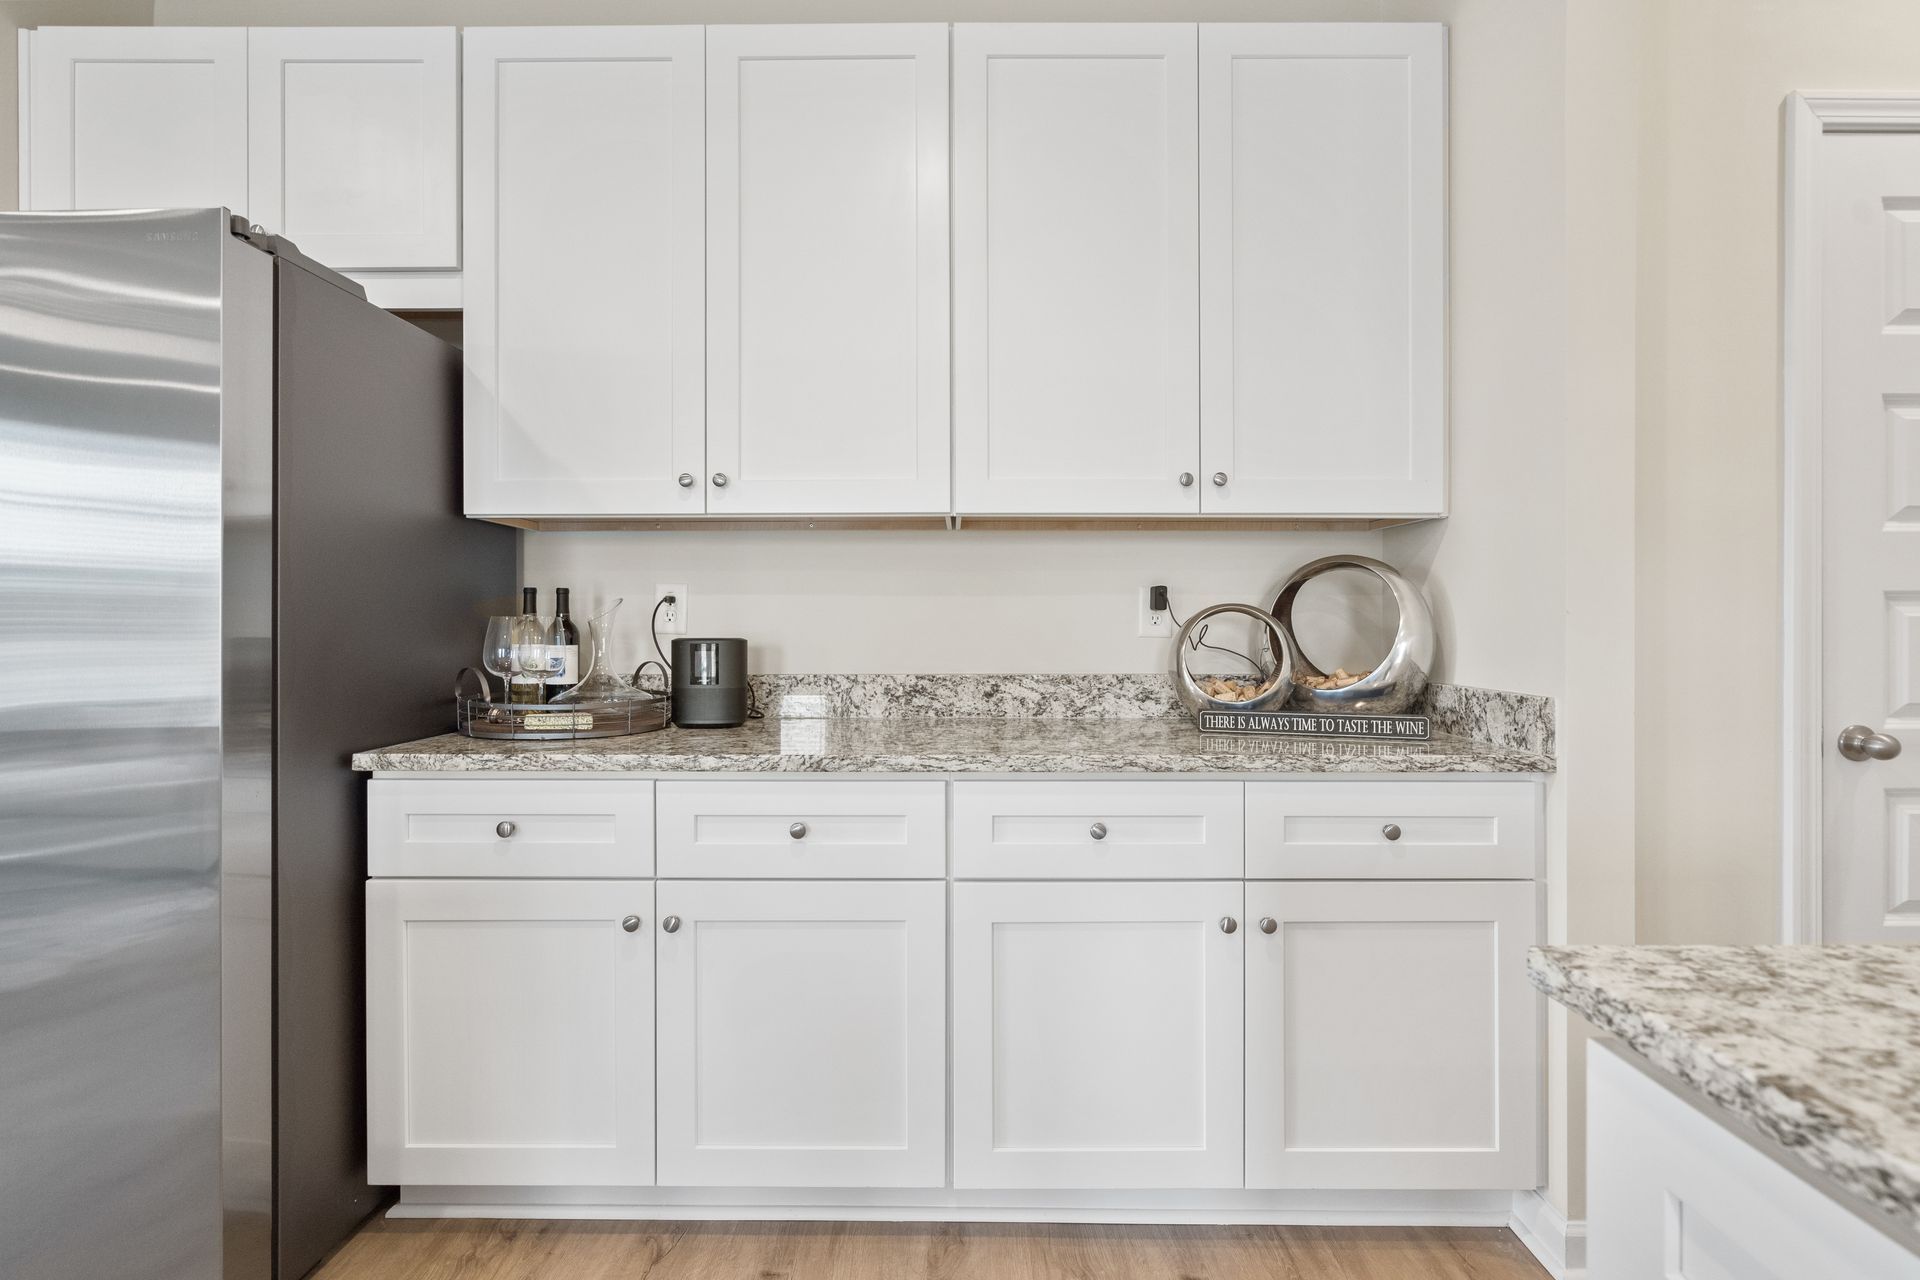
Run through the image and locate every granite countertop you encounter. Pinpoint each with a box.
[1530,944,1920,1233]
[351,714,1552,774]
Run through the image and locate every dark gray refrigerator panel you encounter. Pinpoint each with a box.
[271,257,515,1279]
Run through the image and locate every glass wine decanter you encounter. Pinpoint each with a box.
[549,597,648,703]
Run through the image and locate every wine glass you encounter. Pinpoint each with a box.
[481,616,520,703]
[511,613,564,699]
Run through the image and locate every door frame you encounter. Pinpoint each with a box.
[1780,93,1920,943]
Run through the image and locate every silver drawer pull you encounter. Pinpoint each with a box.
[1382,823,1402,842]
[495,820,516,839]
[1089,821,1108,841]
[1220,916,1238,934]
[790,821,808,840]
[662,915,681,934]
[621,915,642,933]
[1258,917,1278,934]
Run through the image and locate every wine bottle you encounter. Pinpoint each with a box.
[546,588,580,695]
[509,586,545,704]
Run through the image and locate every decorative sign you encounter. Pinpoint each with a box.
[523,712,596,731]
[1197,710,1431,741]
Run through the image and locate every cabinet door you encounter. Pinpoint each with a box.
[247,28,458,270]
[655,880,946,1187]
[953,24,1199,515]
[463,26,704,517]
[705,25,950,515]
[23,27,247,213]
[1199,25,1446,516]
[1245,880,1538,1189]
[366,879,655,1186]
[952,880,1243,1188]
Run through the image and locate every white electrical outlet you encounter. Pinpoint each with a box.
[654,584,687,635]
[1138,586,1175,638]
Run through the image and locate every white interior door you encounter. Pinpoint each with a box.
[365,879,655,1187]
[705,24,950,515]
[1245,880,1537,1190]
[1198,24,1445,516]
[655,880,946,1187]
[951,880,1243,1189]
[248,27,459,270]
[1816,129,1920,942]
[953,24,1200,515]
[24,27,248,214]
[462,26,704,518]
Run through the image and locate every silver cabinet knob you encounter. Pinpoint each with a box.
[789,821,808,840]
[621,915,642,933]
[1258,917,1277,934]
[1839,725,1903,761]
[677,472,695,487]
[661,915,681,933]
[1220,916,1238,934]
[1382,823,1402,841]
[1178,472,1194,487]
[1089,821,1108,841]
[495,820,516,838]
[1212,472,1229,487]
[711,472,729,488]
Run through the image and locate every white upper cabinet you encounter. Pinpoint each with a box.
[1199,24,1446,516]
[462,26,705,518]
[954,24,1201,515]
[247,28,459,271]
[705,25,950,515]
[22,27,248,214]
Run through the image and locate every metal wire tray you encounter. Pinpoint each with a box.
[454,668,670,740]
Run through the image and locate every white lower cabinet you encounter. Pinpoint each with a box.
[366,878,656,1186]
[655,879,947,1187]
[1244,879,1539,1190]
[951,880,1245,1188]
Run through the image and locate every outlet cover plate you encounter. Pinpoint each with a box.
[654,584,687,635]
[1138,586,1175,638]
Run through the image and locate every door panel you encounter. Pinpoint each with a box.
[655,880,946,1187]
[953,24,1199,514]
[366,879,655,1186]
[1199,24,1445,516]
[248,28,459,269]
[25,28,248,214]
[952,880,1243,1188]
[1245,880,1538,1189]
[1819,133,1920,941]
[706,25,950,515]
[463,26,705,517]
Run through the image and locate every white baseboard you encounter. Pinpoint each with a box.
[1509,1189,1587,1279]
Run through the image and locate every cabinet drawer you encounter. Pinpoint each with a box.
[952,781,1243,879]
[656,780,945,878]
[1245,781,1538,879]
[367,780,655,878]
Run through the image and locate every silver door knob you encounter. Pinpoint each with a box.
[662,915,681,933]
[678,472,694,487]
[1839,725,1903,761]
[1258,917,1277,934]
[790,821,808,840]
[711,472,729,488]
[1220,916,1238,934]
[621,915,642,933]
[1178,472,1194,487]
[1382,823,1402,841]
[1089,821,1108,840]
[1212,472,1228,486]
[495,820,516,838]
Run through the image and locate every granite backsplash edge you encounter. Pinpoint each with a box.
[657,673,1555,758]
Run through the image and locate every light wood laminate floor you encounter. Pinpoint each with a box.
[312,1218,1552,1279]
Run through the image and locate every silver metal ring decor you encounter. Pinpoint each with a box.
[1266,555,1434,715]
[1172,603,1296,715]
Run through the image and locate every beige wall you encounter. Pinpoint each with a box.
[1632,0,1920,945]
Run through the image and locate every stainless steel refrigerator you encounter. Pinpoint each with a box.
[0,209,515,1280]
